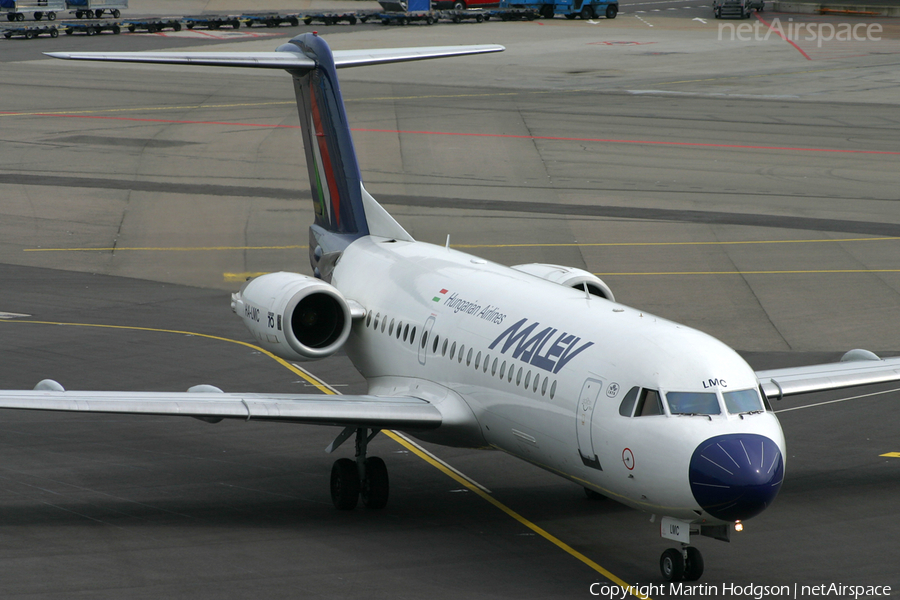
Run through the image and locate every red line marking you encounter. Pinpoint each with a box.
[755,13,812,61]
[7,112,900,156]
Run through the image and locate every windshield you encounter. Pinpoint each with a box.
[724,389,765,414]
[665,392,721,415]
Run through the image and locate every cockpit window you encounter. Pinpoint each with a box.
[666,392,721,416]
[618,387,640,417]
[635,389,663,416]
[724,389,765,414]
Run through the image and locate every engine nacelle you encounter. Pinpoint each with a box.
[511,263,615,302]
[231,272,352,362]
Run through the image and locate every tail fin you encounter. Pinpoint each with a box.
[46,37,504,279]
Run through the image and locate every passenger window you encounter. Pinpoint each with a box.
[532,374,540,393]
[366,311,372,327]
[410,327,416,344]
[541,377,548,396]
[549,380,557,400]
[433,335,439,353]
[491,358,497,376]
[403,324,409,342]
[474,351,481,370]
[466,348,473,367]
[450,342,456,360]
[442,339,448,356]
[500,361,506,379]
[381,317,386,333]
[374,313,380,329]
[389,319,395,336]
[524,371,531,389]
[618,387,640,417]
[397,322,403,339]
[458,344,465,363]
[635,389,663,416]
[421,330,428,349]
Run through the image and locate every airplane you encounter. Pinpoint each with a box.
[1,32,899,583]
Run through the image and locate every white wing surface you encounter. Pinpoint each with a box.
[756,351,900,400]
[0,385,441,430]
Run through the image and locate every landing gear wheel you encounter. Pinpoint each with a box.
[606,4,618,18]
[660,548,685,582]
[683,547,704,581]
[361,457,389,509]
[331,458,360,510]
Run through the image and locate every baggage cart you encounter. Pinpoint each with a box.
[3,0,66,21]
[65,0,126,19]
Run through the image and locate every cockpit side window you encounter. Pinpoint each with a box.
[618,386,640,417]
[724,389,765,414]
[666,392,720,415]
[635,389,663,416]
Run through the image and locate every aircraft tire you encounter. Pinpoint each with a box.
[331,458,360,510]
[660,548,685,582]
[361,457,389,509]
[683,547,704,581]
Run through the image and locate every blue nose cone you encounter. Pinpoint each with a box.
[689,434,783,522]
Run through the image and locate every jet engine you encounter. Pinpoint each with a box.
[231,272,352,362]
[511,263,615,302]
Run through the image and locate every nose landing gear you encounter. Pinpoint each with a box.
[660,545,704,582]
[328,427,390,510]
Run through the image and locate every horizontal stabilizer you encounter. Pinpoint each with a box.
[44,44,504,71]
[757,353,900,400]
[0,388,442,430]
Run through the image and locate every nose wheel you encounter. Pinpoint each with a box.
[660,546,704,582]
[328,427,390,510]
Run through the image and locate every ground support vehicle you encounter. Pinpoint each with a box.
[241,12,299,28]
[3,0,65,21]
[121,18,181,32]
[501,0,617,19]
[440,8,485,22]
[712,0,762,17]
[301,11,367,25]
[183,15,240,29]
[483,7,537,19]
[61,19,118,33]
[66,0,126,18]
[2,23,58,36]
[378,10,438,24]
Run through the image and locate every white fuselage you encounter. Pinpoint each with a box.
[332,236,786,524]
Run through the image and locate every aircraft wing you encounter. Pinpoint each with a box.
[756,351,900,400]
[44,45,505,70]
[0,383,441,430]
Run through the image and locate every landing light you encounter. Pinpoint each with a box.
[734,521,744,532]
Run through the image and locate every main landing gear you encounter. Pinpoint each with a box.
[660,545,704,582]
[329,427,389,510]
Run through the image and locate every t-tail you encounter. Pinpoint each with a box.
[46,34,504,280]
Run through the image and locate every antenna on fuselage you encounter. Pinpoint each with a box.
[445,235,451,250]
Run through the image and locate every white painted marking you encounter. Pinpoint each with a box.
[775,386,900,413]
[634,14,654,26]
[627,90,799,99]
[0,312,31,319]
[693,16,707,22]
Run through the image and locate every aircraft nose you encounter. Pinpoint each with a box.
[689,433,784,522]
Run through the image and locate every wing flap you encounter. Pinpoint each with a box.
[0,389,441,429]
[757,354,900,400]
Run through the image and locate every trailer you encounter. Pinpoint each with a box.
[183,15,241,29]
[440,8,485,22]
[301,11,368,25]
[241,12,299,28]
[712,0,762,18]
[378,10,438,24]
[500,0,617,19]
[120,18,181,32]
[66,0,126,18]
[3,0,65,21]
[483,7,537,19]
[2,23,58,36]
[60,20,119,34]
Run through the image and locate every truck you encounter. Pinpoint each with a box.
[500,0,617,19]
[3,0,66,21]
[65,0,126,18]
